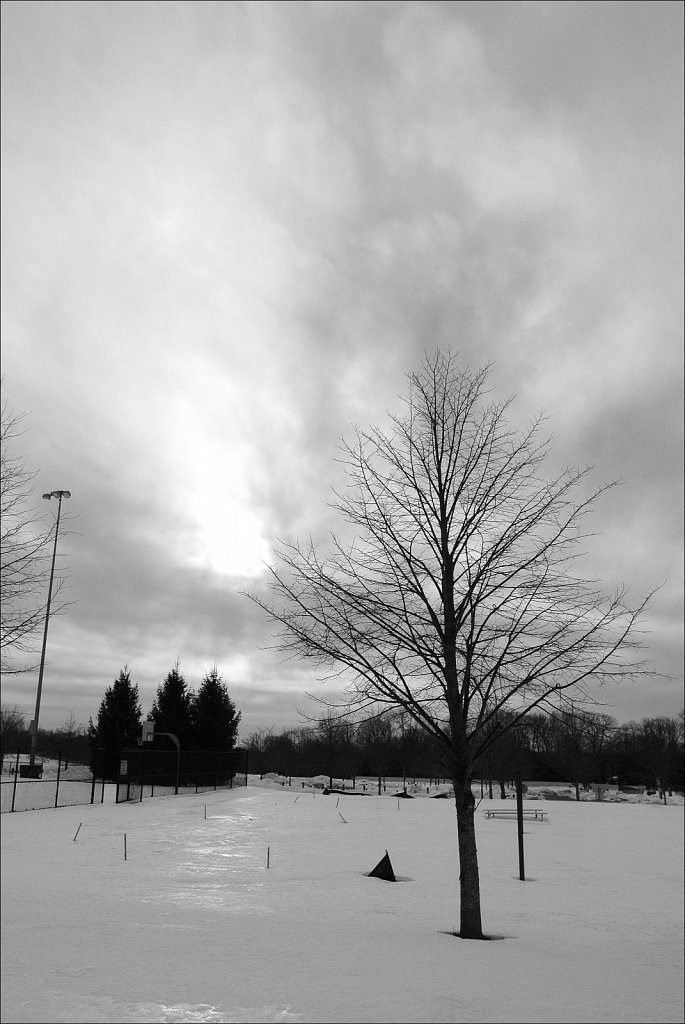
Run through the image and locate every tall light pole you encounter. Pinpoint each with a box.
[29,489,71,770]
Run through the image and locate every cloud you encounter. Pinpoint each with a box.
[1,1,681,730]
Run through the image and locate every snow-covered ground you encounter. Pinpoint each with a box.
[1,775,683,1024]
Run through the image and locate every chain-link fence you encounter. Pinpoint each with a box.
[112,746,247,803]
[1,747,248,812]
[1,752,97,813]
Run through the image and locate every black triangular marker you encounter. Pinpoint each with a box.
[368,849,396,881]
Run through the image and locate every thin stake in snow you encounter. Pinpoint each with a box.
[339,811,348,823]
[204,804,207,819]
[294,795,300,802]
[124,834,127,861]
[267,846,270,869]
[73,823,82,842]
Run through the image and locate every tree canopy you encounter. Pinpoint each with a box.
[151,662,194,748]
[88,666,142,779]
[192,666,241,752]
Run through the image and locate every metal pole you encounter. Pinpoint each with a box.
[11,749,20,812]
[54,748,62,808]
[516,770,525,881]
[30,490,70,768]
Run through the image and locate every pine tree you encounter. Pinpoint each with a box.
[192,666,241,752]
[88,666,142,780]
[150,662,194,749]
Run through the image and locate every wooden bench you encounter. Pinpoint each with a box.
[484,808,547,821]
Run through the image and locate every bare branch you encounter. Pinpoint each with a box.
[0,384,73,672]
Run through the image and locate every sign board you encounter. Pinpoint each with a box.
[120,760,128,776]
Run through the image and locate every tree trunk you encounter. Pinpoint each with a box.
[453,778,484,939]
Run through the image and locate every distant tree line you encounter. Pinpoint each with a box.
[244,706,684,799]
[2,697,681,797]
[0,704,89,768]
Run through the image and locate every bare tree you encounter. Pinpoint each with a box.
[641,715,682,801]
[0,388,69,672]
[57,711,86,769]
[248,351,655,938]
[0,702,26,758]
[244,727,275,754]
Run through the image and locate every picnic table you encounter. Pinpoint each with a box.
[483,807,547,821]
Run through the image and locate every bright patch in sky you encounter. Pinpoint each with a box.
[170,401,271,578]
[184,464,270,578]
[189,490,270,578]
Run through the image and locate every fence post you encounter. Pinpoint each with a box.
[54,748,62,808]
[115,751,122,804]
[140,746,145,802]
[97,748,105,803]
[11,749,20,812]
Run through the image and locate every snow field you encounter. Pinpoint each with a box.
[1,785,683,1023]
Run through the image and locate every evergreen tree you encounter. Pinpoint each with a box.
[88,666,142,780]
[192,666,241,752]
[150,661,194,749]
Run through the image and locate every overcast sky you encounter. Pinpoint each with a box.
[2,0,682,741]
